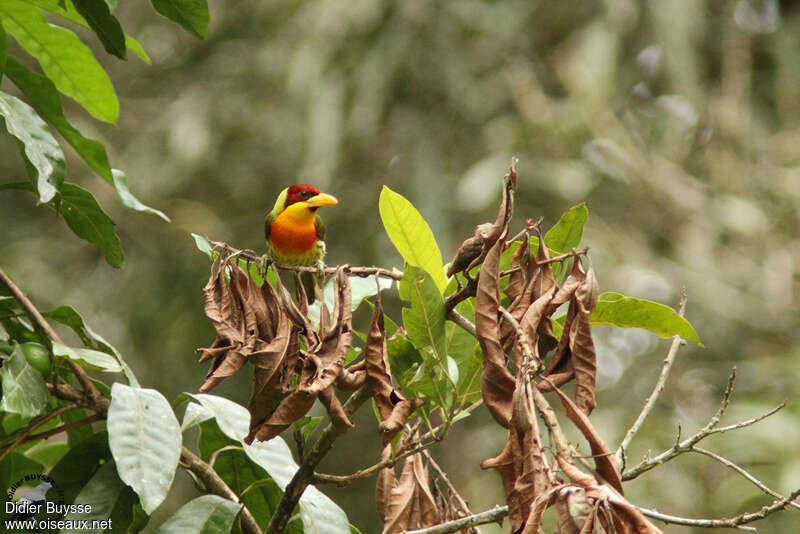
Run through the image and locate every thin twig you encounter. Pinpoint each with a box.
[639,488,800,530]
[0,403,79,461]
[691,447,800,511]
[446,309,476,337]
[207,240,402,280]
[313,439,438,487]
[266,386,372,533]
[623,369,786,480]
[403,505,509,534]
[180,447,262,534]
[19,413,105,444]
[422,449,477,528]
[617,290,687,468]
[0,267,102,402]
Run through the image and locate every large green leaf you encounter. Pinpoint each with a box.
[0,90,64,203]
[150,0,210,39]
[186,393,350,533]
[48,432,112,504]
[112,169,170,222]
[197,420,297,533]
[0,23,6,83]
[399,266,448,374]
[0,0,118,122]
[58,182,124,268]
[379,186,447,291]
[25,0,150,63]
[107,384,182,514]
[44,305,139,386]
[544,202,588,254]
[592,292,702,346]
[0,343,49,418]
[156,495,241,534]
[4,57,112,180]
[61,460,132,534]
[52,341,123,373]
[73,0,126,59]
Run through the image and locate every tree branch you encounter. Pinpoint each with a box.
[266,386,372,533]
[0,267,103,403]
[638,488,800,530]
[623,369,786,480]
[0,403,79,461]
[180,447,262,534]
[402,505,508,534]
[617,290,687,468]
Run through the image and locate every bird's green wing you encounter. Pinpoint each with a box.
[314,215,326,241]
[265,187,289,241]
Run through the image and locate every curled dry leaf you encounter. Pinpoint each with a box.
[475,236,515,428]
[366,298,423,444]
[481,371,552,532]
[378,452,441,534]
[247,267,355,442]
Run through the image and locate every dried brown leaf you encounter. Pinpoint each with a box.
[447,222,493,277]
[366,297,423,443]
[555,487,591,534]
[319,386,354,433]
[551,386,623,494]
[336,360,367,391]
[476,236,515,427]
[381,453,440,534]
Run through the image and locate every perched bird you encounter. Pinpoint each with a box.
[265,184,338,266]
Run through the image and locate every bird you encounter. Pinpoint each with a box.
[265,184,338,267]
[4,481,52,523]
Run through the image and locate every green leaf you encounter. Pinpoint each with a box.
[4,57,113,180]
[58,182,124,268]
[379,186,447,291]
[0,0,119,122]
[191,233,213,258]
[43,305,139,386]
[544,203,588,254]
[0,452,44,490]
[448,299,480,402]
[156,495,241,534]
[293,415,322,442]
[113,169,170,222]
[309,275,393,327]
[61,460,127,533]
[48,431,111,504]
[73,0,126,59]
[24,0,149,63]
[0,90,64,203]
[0,23,6,83]
[0,343,49,418]
[592,292,702,346]
[187,393,350,533]
[197,420,293,533]
[52,341,123,373]
[26,442,69,465]
[150,0,210,39]
[399,266,448,378]
[125,35,151,64]
[108,383,182,514]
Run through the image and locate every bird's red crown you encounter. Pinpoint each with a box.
[285,185,322,207]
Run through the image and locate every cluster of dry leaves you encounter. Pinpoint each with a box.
[198,260,420,445]
[446,165,662,533]
[198,163,663,533]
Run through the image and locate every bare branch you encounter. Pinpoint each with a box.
[447,309,476,337]
[0,267,103,403]
[423,449,475,521]
[402,505,509,534]
[180,447,262,534]
[266,386,372,533]
[207,240,402,280]
[0,403,79,461]
[691,447,800,511]
[638,488,800,530]
[617,291,687,469]
[623,369,787,480]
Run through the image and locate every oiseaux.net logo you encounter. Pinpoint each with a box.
[4,473,112,532]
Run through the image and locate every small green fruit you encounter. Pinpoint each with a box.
[21,342,52,375]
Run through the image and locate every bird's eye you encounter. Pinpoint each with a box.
[301,191,312,199]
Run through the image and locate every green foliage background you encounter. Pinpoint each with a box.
[1,0,798,532]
